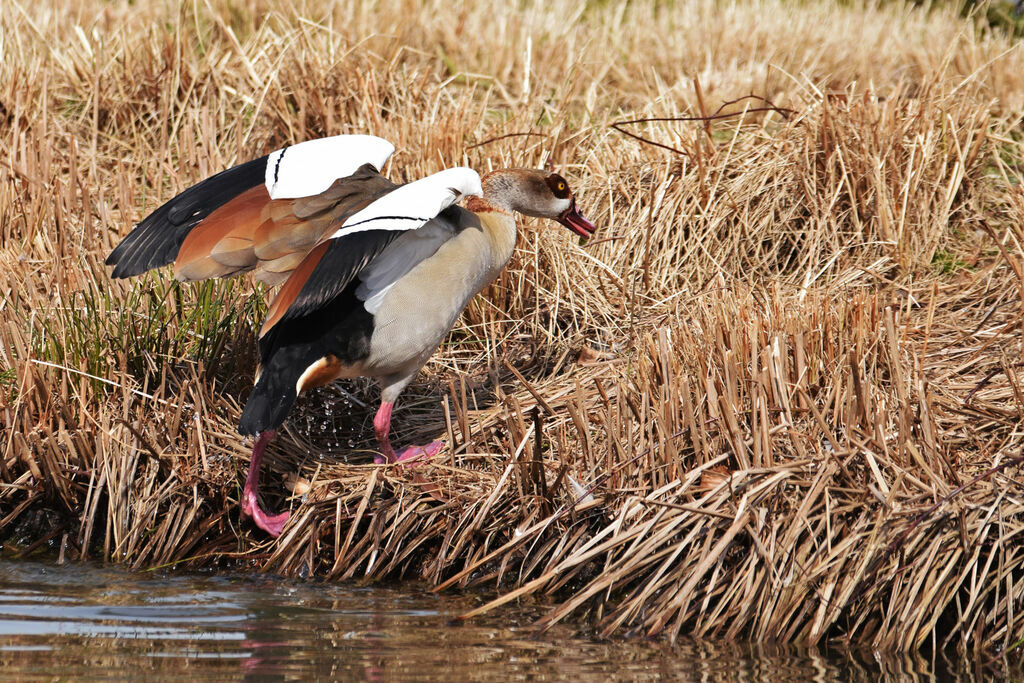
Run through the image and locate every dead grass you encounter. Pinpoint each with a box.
[3,0,1024,661]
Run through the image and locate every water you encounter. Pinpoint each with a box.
[0,558,983,680]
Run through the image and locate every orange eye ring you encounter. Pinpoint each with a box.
[557,182,566,191]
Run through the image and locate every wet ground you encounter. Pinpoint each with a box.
[0,558,996,680]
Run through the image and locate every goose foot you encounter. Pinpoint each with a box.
[242,490,291,537]
[373,400,446,465]
[241,429,290,538]
[393,440,445,464]
[374,440,444,465]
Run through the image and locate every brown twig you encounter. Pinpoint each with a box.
[610,94,796,155]
[467,132,548,150]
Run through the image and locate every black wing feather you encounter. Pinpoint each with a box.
[241,281,373,435]
[106,155,268,278]
[273,229,401,331]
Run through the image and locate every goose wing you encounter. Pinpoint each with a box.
[105,135,395,284]
[259,167,483,337]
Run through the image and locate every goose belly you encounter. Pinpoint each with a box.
[363,229,497,377]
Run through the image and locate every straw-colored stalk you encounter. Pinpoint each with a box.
[2,0,1024,660]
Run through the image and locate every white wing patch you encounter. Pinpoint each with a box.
[355,218,457,314]
[265,135,395,200]
[330,167,482,239]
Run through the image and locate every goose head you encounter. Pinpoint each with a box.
[482,169,597,238]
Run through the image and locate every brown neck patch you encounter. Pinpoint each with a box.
[465,195,511,215]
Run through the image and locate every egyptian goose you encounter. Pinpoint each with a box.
[107,134,596,537]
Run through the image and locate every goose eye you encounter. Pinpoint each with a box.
[557,182,566,192]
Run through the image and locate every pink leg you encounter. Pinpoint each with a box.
[373,402,397,464]
[372,401,444,465]
[241,430,291,537]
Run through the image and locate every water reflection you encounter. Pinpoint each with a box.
[0,559,1007,679]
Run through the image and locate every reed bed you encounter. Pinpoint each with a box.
[3,0,1024,661]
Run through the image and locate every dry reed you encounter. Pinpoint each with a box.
[2,0,1024,662]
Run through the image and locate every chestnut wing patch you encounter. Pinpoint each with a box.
[106,155,268,278]
[173,185,270,281]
